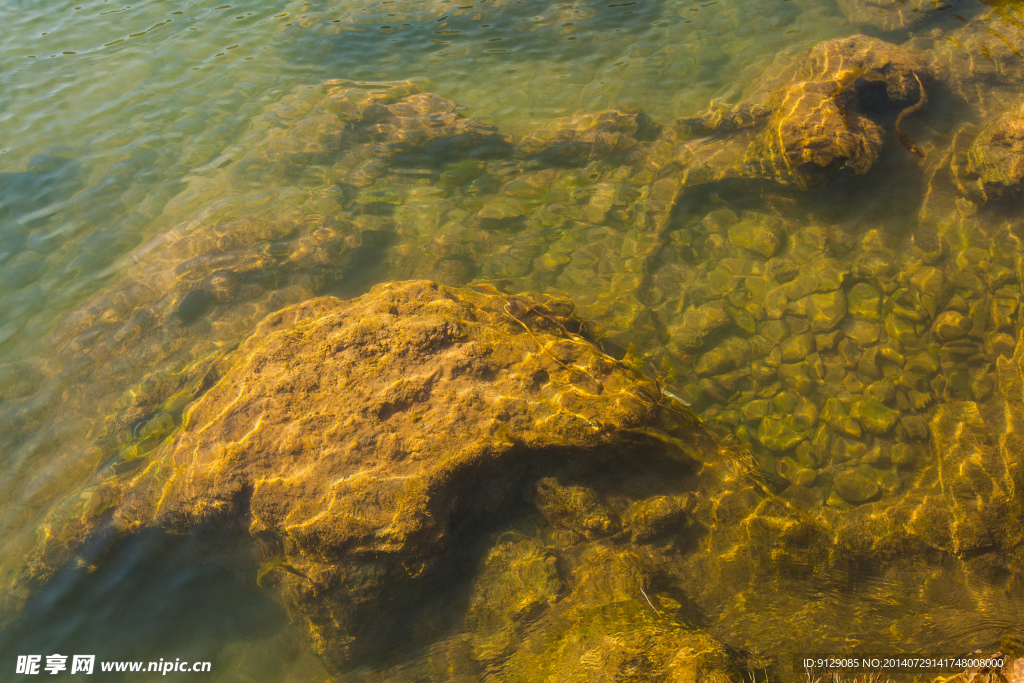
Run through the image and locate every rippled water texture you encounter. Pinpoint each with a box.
[3,0,1024,680]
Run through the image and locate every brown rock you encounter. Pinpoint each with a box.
[930,12,1024,115]
[535,478,617,538]
[22,281,666,670]
[836,0,947,31]
[934,310,972,341]
[672,35,926,190]
[953,106,1024,203]
[519,109,657,165]
[326,80,510,159]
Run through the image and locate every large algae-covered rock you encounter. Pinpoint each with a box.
[22,280,671,670]
[668,35,926,190]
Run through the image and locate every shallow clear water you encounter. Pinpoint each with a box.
[2,0,1024,679]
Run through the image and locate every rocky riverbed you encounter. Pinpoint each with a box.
[4,1,1024,678]
[8,279,1024,680]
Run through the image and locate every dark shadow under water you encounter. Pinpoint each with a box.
[0,529,286,682]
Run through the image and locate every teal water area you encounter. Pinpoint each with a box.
[2,0,1024,680]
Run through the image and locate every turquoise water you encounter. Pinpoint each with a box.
[0,0,848,360]
[2,0,1023,679]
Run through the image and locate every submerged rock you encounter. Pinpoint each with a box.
[952,105,1024,203]
[464,536,562,661]
[483,543,738,682]
[322,80,511,163]
[929,9,1024,115]
[535,477,617,539]
[850,398,898,434]
[518,109,657,166]
[836,0,948,32]
[622,494,694,543]
[847,282,881,320]
[934,310,972,341]
[18,280,701,671]
[832,470,880,505]
[671,35,926,190]
[758,417,804,452]
[827,326,1024,565]
[671,302,732,352]
[727,217,781,258]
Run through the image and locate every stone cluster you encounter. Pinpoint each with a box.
[652,208,1021,507]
